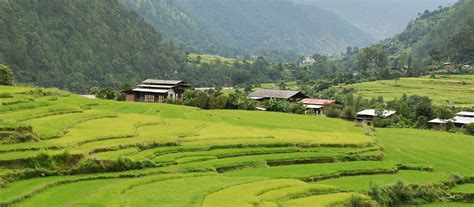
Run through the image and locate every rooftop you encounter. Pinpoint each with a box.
[357,109,397,118]
[300,98,336,106]
[248,89,308,100]
[142,79,184,85]
[456,111,474,117]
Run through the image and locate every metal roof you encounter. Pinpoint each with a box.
[248,89,308,99]
[357,109,396,118]
[428,118,449,124]
[456,111,474,117]
[132,88,169,93]
[142,79,184,85]
[138,84,174,89]
[300,98,336,106]
[452,116,474,124]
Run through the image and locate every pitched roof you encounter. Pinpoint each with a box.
[452,116,474,124]
[300,98,336,106]
[357,109,396,118]
[142,79,184,85]
[428,118,449,124]
[248,89,308,99]
[456,111,474,117]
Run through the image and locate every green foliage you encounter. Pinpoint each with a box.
[368,180,448,206]
[435,105,454,120]
[0,64,14,86]
[121,0,374,60]
[464,123,474,136]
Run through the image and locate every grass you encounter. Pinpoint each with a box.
[0,85,472,206]
[335,75,474,107]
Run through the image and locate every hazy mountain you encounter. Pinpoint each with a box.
[0,0,185,91]
[121,0,375,57]
[295,0,458,40]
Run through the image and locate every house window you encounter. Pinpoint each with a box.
[144,94,155,102]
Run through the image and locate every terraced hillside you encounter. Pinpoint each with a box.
[335,75,474,107]
[0,86,472,206]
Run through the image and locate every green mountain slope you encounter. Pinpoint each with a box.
[382,0,474,65]
[121,0,375,57]
[0,0,185,92]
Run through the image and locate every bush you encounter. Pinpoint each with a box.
[373,117,394,128]
[340,195,378,207]
[368,179,448,206]
[324,105,341,118]
[264,99,288,112]
[341,106,356,120]
[288,103,306,114]
[464,123,474,135]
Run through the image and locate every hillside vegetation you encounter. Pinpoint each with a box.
[0,85,472,206]
[120,0,374,58]
[371,0,474,67]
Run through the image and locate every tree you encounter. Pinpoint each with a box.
[0,64,14,86]
[278,81,287,90]
[391,70,402,86]
[436,105,454,120]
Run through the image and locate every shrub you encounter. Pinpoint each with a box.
[288,103,306,114]
[373,117,394,128]
[464,123,474,135]
[264,99,288,112]
[368,179,449,206]
[324,105,341,118]
[340,195,378,207]
[341,106,356,120]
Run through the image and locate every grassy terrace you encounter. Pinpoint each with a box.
[335,75,474,107]
[0,86,472,206]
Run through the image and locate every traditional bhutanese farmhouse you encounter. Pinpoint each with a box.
[248,89,308,102]
[429,111,474,130]
[299,98,336,115]
[443,62,455,70]
[123,79,190,103]
[356,109,396,124]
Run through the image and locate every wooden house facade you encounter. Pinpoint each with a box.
[123,79,190,103]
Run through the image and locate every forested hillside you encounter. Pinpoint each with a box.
[377,0,474,66]
[295,0,456,40]
[121,0,375,58]
[0,0,185,92]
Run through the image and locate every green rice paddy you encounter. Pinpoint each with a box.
[0,86,472,206]
[336,75,474,107]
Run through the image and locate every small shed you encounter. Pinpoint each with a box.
[356,109,396,124]
[299,98,336,115]
[248,89,308,102]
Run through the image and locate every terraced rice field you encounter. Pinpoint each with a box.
[0,86,472,206]
[335,75,474,107]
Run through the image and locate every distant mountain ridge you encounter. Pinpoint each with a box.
[120,0,375,57]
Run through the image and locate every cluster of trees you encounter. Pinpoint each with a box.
[0,64,14,86]
[178,88,304,115]
[318,90,474,135]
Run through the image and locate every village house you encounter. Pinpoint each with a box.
[248,89,308,102]
[123,79,190,103]
[299,98,337,115]
[429,111,474,130]
[443,62,455,70]
[356,109,396,124]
